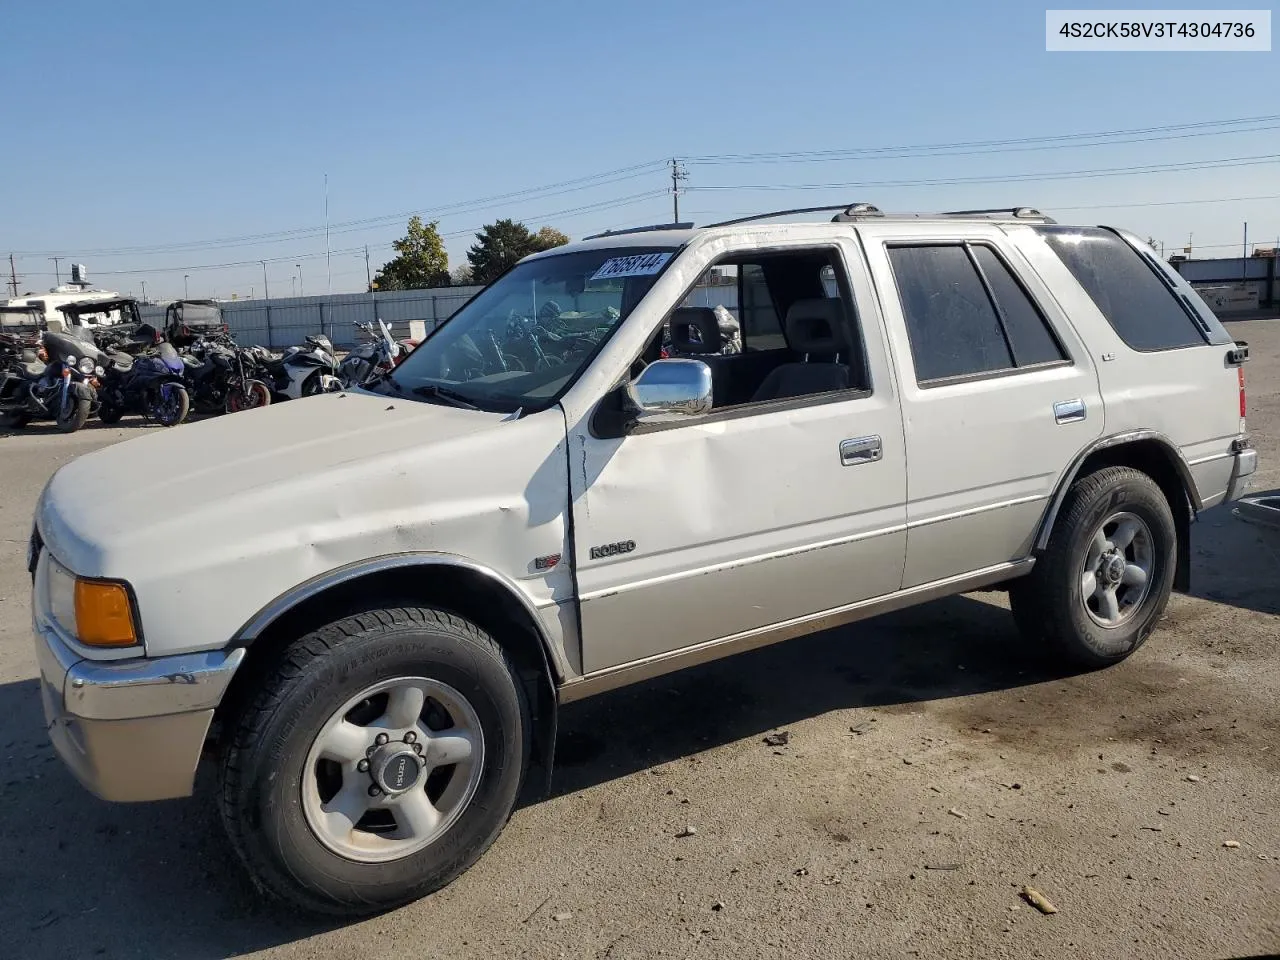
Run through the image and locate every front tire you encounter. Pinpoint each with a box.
[150,384,190,427]
[55,395,90,433]
[1010,466,1176,668]
[226,380,271,413]
[220,607,529,916]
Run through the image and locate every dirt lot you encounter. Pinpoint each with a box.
[1,321,1277,960]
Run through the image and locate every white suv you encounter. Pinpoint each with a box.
[28,204,1257,914]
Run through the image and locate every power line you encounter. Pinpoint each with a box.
[18,189,671,278]
[688,113,1280,164]
[11,160,670,259]
[690,152,1280,192]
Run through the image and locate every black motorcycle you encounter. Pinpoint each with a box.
[181,336,272,414]
[96,341,191,428]
[0,330,102,432]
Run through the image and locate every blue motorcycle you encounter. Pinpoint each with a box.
[96,340,190,427]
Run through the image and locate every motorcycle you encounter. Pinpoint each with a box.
[0,330,102,432]
[96,341,191,428]
[337,319,410,388]
[181,336,272,414]
[256,334,342,400]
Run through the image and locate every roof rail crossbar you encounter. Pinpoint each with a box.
[707,203,883,228]
[937,207,1057,223]
[582,221,694,241]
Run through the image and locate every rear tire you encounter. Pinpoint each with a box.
[219,606,529,916]
[0,411,31,429]
[55,396,90,433]
[1010,466,1176,668]
[97,402,124,425]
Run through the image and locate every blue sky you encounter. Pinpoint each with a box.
[2,0,1277,300]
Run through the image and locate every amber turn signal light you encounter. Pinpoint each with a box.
[74,580,138,647]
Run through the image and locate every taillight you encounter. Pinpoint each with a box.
[1239,367,1247,420]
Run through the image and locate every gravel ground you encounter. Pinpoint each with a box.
[0,321,1277,960]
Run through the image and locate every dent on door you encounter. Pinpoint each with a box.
[568,400,908,674]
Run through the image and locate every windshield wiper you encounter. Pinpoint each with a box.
[411,383,479,410]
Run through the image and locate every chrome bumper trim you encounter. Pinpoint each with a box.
[34,623,244,802]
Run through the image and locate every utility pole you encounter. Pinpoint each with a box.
[49,257,62,286]
[8,253,17,297]
[184,274,190,299]
[1243,222,1249,280]
[141,279,147,303]
[261,260,270,300]
[364,245,372,291]
[325,173,332,296]
[296,262,303,298]
[670,157,687,223]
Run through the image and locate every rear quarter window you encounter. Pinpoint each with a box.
[1034,226,1209,351]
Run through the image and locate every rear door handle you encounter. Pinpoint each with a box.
[1053,399,1087,424]
[840,435,882,466]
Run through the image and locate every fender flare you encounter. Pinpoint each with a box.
[1033,429,1201,553]
[230,552,565,790]
[70,380,95,402]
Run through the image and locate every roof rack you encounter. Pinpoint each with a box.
[706,203,883,228]
[937,207,1057,223]
[582,221,694,241]
[613,203,1056,235]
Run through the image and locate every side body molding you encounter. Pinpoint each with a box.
[1033,429,1202,553]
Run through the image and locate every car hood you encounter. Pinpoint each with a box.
[37,389,516,575]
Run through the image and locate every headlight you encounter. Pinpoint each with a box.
[78,357,96,375]
[95,365,105,376]
[65,354,77,366]
[46,556,139,648]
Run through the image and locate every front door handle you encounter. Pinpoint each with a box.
[1054,399,1087,424]
[840,435,882,466]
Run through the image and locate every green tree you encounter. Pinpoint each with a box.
[533,226,570,251]
[371,216,450,291]
[467,219,570,284]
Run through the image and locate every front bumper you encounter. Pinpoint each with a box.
[1225,443,1258,503]
[34,618,244,802]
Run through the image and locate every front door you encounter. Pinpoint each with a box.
[568,237,908,675]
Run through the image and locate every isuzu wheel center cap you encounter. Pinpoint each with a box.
[370,744,423,794]
[1104,554,1126,584]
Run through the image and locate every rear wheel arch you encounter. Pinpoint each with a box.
[213,557,562,793]
[1035,432,1196,590]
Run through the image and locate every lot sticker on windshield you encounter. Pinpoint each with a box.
[590,252,672,281]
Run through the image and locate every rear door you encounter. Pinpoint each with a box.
[861,222,1104,587]
[1017,226,1245,507]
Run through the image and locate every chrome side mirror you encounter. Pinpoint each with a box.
[625,358,713,424]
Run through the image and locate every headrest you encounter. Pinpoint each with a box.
[785,299,848,355]
[669,307,722,355]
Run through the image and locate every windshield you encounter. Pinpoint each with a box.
[386,246,675,412]
[0,308,41,330]
[178,303,223,325]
